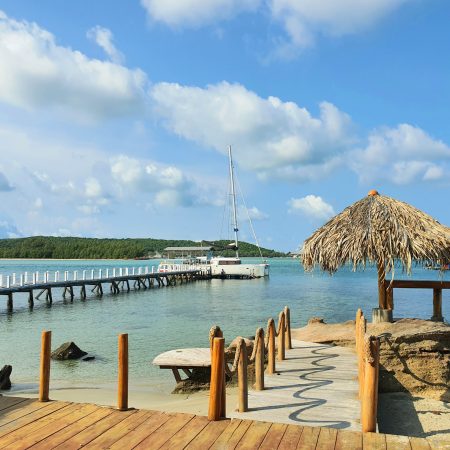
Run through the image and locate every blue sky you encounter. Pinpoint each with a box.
[0,0,449,252]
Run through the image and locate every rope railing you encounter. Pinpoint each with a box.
[208,305,292,419]
[355,308,380,433]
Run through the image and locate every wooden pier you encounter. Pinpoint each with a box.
[0,267,210,311]
[0,396,443,449]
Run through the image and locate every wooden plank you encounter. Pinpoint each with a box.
[390,280,450,289]
[211,419,253,450]
[71,408,152,449]
[210,419,246,450]
[109,411,171,449]
[316,427,338,450]
[363,432,387,450]
[159,415,210,449]
[385,433,411,450]
[427,438,450,450]
[235,420,272,450]
[0,400,55,427]
[52,408,137,449]
[133,412,195,449]
[0,403,79,447]
[278,424,304,450]
[259,423,288,449]
[31,406,114,449]
[5,403,98,449]
[409,437,431,450]
[296,425,320,449]
[335,430,362,450]
[0,397,29,412]
[0,401,71,439]
[184,419,230,449]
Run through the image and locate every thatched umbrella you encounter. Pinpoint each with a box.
[301,190,450,310]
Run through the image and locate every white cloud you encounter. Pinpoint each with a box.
[141,0,260,27]
[0,11,147,120]
[0,218,21,238]
[238,205,268,221]
[351,124,450,184]
[270,0,410,51]
[151,81,354,180]
[85,177,103,198]
[288,195,335,220]
[87,26,124,64]
[111,155,222,207]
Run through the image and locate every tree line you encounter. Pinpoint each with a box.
[0,236,286,259]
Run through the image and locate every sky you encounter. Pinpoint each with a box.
[0,0,449,252]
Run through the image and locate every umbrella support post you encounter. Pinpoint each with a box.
[431,288,443,322]
[372,308,393,324]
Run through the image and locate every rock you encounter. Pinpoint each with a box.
[228,336,254,351]
[51,342,87,360]
[308,317,325,324]
[82,356,95,362]
[0,365,12,390]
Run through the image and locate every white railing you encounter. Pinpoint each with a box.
[0,264,199,288]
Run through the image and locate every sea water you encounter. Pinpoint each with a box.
[0,258,447,394]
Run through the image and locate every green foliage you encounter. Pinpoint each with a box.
[0,236,286,259]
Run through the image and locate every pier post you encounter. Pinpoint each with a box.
[6,275,10,288]
[36,271,40,283]
[83,270,86,280]
[12,273,16,286]
[267,318,276,375]
[277,311,285,361]
[55,271,59,282]
[99,269,102,279]
[132,268,135,275]
[208,337,225,421]
[255,327,265,391]
[20,274,23,286]
[119,268,123,276]
[39,330,52,402]
[0,274,3,287]
[113,268,116,277]
[64,271,68,282]
[238,338,248,412]
[74,271,78,281]
[7,293,13,310]
[358,315,367,399]
[91,269,94,279]
[432,288,443,321]
[28,290,34,307]
[24,272,28,284]
[106,269,109,278]
[118,334,128,411]
[361,336,380,433]
[284,306,292,350]
[32,273,36,285]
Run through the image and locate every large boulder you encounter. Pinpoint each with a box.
[51,342,87,360]
[0,365,12,390]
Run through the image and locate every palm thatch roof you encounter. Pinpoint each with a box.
[302,191,450,275]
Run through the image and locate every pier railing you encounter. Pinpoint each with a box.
[208,305,292,420]
[355,308,380,433]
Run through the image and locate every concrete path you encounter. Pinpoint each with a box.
[230,339,361,431]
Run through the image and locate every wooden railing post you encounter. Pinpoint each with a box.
[277,311,285,361]
[266,318,276,375]
[238,338,248,412]
[361,336,380,433]
[432,288,443,321]
[254,327,265,391]
[39,330,51,402]
[208,337,225,421]
[284,306,292,350]
[358,314,367,399]
[118,333,128,411]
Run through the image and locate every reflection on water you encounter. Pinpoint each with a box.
[0,258,447,393]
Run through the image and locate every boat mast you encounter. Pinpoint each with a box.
[228,145,239,258]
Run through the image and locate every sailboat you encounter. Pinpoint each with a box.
[209,146,269,279]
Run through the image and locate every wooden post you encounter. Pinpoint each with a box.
[266,318,276,375]
[237,338,248,412]
[277,311,285,361]
[7,293,13,311]
[361,336,380,433]
[284,306,292,350]
[254,327,265,391]
[355,309,362,353]
[377,262,387,309]
[208,337,225,421]
[28,290,34,308]
[358,315,366,399]
[432,288,443,321]
[118,333,128,411]
[385,282,394,310]
[39,330,51,402]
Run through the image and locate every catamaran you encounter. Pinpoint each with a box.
[158,146,269,278]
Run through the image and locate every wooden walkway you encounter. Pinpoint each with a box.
[0,396,445,449]
[231,340,361,429]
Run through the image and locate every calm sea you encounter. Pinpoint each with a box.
[0,258,447,394]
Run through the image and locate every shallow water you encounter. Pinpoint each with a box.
[0,258,447,393]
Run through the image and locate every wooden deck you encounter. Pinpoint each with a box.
[231,340,361,429]
[0,396,445,449]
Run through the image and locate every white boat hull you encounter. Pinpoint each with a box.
[210,263,269,278]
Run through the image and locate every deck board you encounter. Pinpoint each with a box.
[0,396,442,449]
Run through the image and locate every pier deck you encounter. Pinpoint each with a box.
[0,396,443,449]
[230,340,361,429]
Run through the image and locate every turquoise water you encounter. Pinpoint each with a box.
[0,258,448,393]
